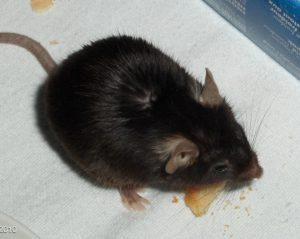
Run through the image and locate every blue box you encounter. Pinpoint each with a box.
[203,0,300,80]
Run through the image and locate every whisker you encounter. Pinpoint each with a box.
[253,95,267,146]
[250,101,258,146]
[252,96,277,146]
[213,183,237,213]
[254,133,269,147]
[248,97,254,146]
[212,193,226,214]
[216,191,227,207]
[216,193,233,214]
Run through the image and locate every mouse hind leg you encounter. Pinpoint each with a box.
[119,187,150,211]
[78,160,150,211]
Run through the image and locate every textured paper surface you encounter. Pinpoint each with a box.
[0,1,299,238]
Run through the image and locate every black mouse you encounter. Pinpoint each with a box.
[0,33,263,210]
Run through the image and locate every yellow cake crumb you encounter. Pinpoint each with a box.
[49,40,59,45]
[245,207,251,216]
[239,195,246,201]
[172,196,179,204]
[184,182,226,217]
[31,0,54,13]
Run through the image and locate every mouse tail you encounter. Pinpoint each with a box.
[0,32,57,74]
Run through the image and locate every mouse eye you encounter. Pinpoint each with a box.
[212,162,229,174]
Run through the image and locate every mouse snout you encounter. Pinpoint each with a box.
[238,155,263,181]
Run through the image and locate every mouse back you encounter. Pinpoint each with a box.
[44,35,262,190]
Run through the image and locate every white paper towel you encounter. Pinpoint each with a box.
[0,1,299,238]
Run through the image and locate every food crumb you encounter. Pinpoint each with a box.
[245,207,251,216]
[239,190,247,201]
[31,0,54,13]
[239,195,246,201]
[49,40,59,45]
[210,212,214,216]
[184,182,226,217]
[234,206,240,209]
[224,224,230,229]
[230,234,233,238]
[248,186,253,191]
[223,200,232,210]
[172,196,179,204]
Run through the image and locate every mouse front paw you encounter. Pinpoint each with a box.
[119,188,150,211]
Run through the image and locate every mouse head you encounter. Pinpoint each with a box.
[156,69,263,187]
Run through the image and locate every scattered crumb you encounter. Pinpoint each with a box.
[239,190,247,201]
[224,224,230,232]
[245,207,251,217]
[172,196,179,204]
[49,40,59,45]
[223,200,232,210]
[239,196,246,201]
[248,186,253,191]
[210,212,214,216]
[234,206,240,209]
[31,0,54,13]
[230,234,233,238]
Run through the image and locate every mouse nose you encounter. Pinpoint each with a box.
[239,155,263,180]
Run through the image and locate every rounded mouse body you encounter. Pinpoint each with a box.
[45,35,202,189]
[45,35,262,191]
[1,33,262,210]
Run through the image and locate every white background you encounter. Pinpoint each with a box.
[0,1,299,238]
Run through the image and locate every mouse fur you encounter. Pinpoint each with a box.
[45,35,262,190]
[0,33,263,208]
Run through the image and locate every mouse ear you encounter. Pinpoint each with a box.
[157,136,199,174]
[200,68,223,106]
